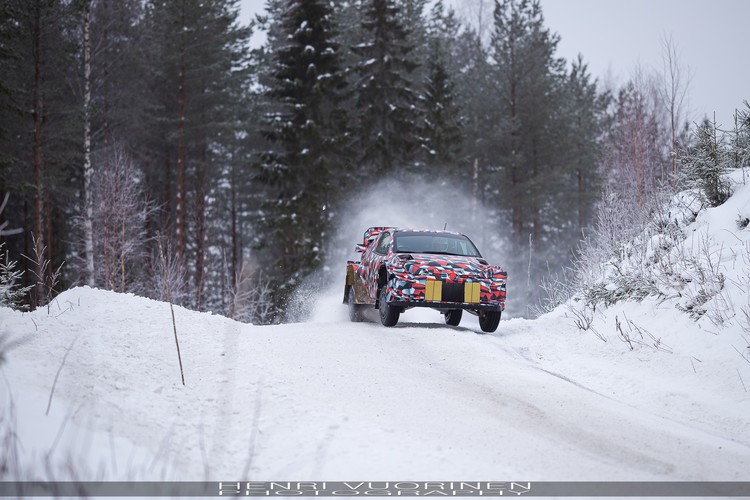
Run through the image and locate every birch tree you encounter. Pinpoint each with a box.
[659,36,691,179]
[82,0,94,286]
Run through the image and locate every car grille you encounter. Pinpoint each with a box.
[442,282,464,303]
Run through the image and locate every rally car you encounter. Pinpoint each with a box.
[343,227,507,332]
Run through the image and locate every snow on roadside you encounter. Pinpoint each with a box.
[2,283,749,482]
[0,172,749,483]
[524,170,750,457]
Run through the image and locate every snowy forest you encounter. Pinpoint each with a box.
[1,0,749,323]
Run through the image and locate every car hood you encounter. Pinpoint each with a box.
[393,253,491,280]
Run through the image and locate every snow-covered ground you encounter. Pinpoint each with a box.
[2,177,750,485]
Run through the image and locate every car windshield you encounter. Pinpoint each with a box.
[393,232,481,257]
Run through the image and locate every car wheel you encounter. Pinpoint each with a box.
[378,287,400,327]
[348,286,365,322]
[444,309,462,326]
[478,310,501,333]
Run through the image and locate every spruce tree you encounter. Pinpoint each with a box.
[351,0,421,175]
[730,101,750,172]
[680,118,730,207]
[420,0,463,169]
[258,0,350,304]
[396,0,429,87]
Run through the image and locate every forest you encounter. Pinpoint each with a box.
[1,0,748,322]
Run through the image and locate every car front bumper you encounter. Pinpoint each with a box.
[385,276,506,312]
[389,300,502,312]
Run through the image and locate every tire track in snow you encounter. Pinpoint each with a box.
[325,319,749,479]
[207,317,242,476]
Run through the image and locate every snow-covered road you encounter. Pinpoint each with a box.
[2,286,748,481]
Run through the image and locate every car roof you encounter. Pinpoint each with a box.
[392,228,467,237]
[365,226,466,237]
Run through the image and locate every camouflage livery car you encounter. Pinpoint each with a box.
[343,227,507,332]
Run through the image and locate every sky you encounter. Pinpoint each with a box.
[239,0,749,130]
[537,0,749,129]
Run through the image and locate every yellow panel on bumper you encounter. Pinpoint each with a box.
[425,280,442,302]
[464,282,481,303]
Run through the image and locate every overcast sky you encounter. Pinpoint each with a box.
[239,0,749,130]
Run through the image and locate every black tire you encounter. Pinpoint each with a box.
[348,286,365,322]
[478,310,501,333]
[444,309,463,326]
[378,287,400,327]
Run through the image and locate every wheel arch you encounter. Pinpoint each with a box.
[378,265,389,288]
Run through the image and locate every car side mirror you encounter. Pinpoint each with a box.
[355,244,366,253]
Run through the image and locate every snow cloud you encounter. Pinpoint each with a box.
[288,173,508,323]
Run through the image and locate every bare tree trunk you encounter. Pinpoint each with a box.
[194,167,206,310]
[175,0,187,264]
[508,36,523,247]
[44,190,53,286]
[660,36,690,180]
[230,155,238,307]
[120,219,126,292]
[635,137,643,207]
[23,199,31,290]
[83,0,95,286]
[104,230,111,290]
[472,157,484,248]
[577,166,585,230]
[32,2,45,307]
[531,147,540,243]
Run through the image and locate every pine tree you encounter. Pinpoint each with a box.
[89,0,145,146]
[351,0,421,175]
[0,2,21,161]
[0,1,23,241]
[480,0,612,314]
[141,0,252,309]
[0,0,81,308]
[488,0,567,247]
[453,26,496,216]
[561,55,609,233]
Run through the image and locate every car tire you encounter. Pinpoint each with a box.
[348,286,365,322]
[478,310,501,333]
[378,287,400,327]
[444,309,462,326]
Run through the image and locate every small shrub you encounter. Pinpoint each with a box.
[0,243,32,311]
[679,119,732,207]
